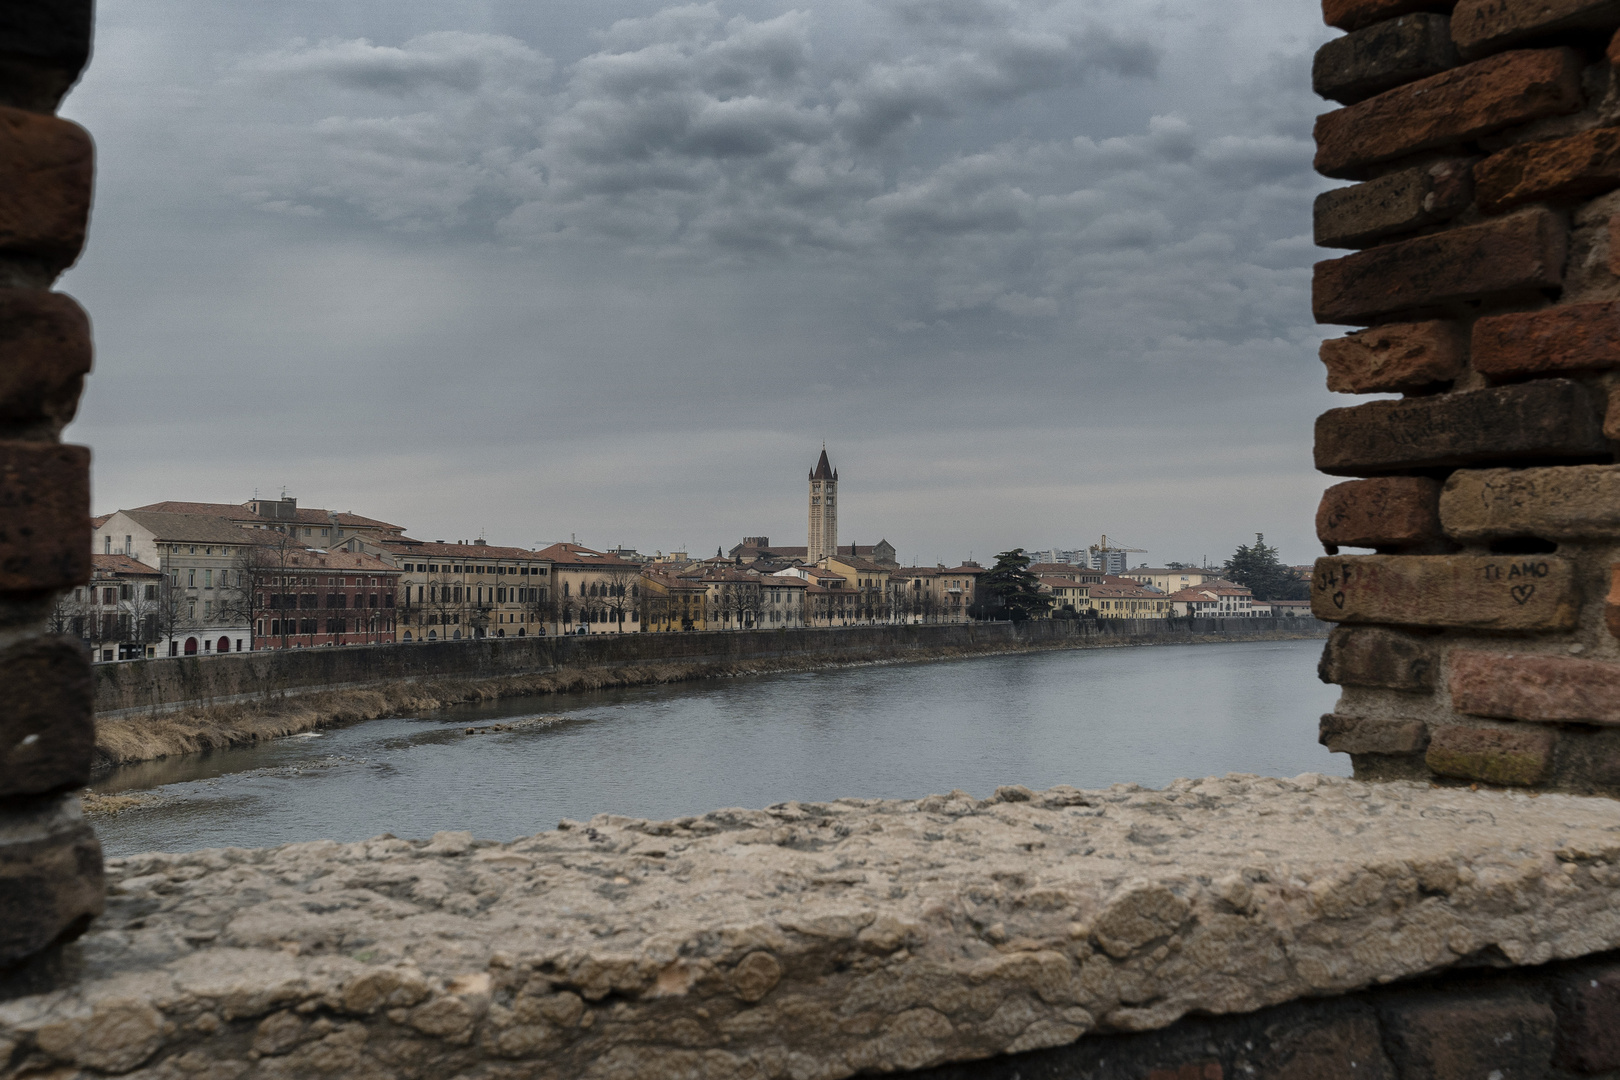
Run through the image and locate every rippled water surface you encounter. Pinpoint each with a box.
[93,639,1342,855]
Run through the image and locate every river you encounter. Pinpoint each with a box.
[91,638,1343,856]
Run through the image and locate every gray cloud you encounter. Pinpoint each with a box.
[61,0,1345,567]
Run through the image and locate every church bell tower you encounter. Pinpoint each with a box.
[808,446,837,563]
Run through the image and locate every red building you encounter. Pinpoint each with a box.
[255,549,402,649]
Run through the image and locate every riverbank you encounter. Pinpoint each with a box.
[92,621,1328,769]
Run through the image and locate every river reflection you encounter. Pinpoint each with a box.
[92,638,1342,855]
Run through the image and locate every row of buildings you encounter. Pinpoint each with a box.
[68,451,1305,661]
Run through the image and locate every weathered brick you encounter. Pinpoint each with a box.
[0,635,91,796]
[0,288,89,427]
[1319,321,1466,392]
[1453,0,1620,60]
[1324,0,1456,33]
[0,793,103,965]
[1476,126,1620,213]
[1554,961,1620,1071]
[1317,476,1442,550]
[1315,160,1473,249]
[1450,650,1620,724]
[1608,563,1620,640]
[0,2,94,113]
[1472,300,1620,378]
[0,440,88,592]
[1441,464,1620,540]
[1319,625,1438,690]
[1311,554,1577,629]
[1314,379,1605,475]
[1427,724,1558,783]
[1258,1011,1396,1080]
[1145,1065,1220,1080]
[1314,14,1459,105]
[1382,993,1556,1072]
[1605,382,1620,439]
[1314,49,1583,179]
[1313,208,1566,325]
[0,105,90,276]
[1611,24,1620,64]
[1321,712,1430,754]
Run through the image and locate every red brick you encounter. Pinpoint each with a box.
[1440,465,1620,541]
[0,106,91,276]
[1314,49,1583,179]
[1323,0,1455,33]
[0,2,94,113]
[1145,1065,1221,1080]
[1319,321,1465,392]
[1554,962,1620,1071]
[1453,0,1620,60]
[1311,554,1578,629]
[1259,1012,1395,1080]
[1473,301,1620,378]
[0,635,92,797]
[1314,15,1459,105]
[1321,712,1430,754]
[1313,208,1566,326]
[0,289,89,427]
[1611,25,1620,65]
[1476,126,1620,213]
[1426,724,1557,784]
[1317,476,1442,550]
[0,441,87,592]
[1315,160,1474,249]
[1314,379,1605,475]
[1320,625,1438,690]
[1606,563,1620,640]
[1450,650,1620,724]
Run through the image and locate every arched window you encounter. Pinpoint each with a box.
[217,636,230,654]
[184,637,198,655]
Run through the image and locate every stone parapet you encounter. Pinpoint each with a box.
[1310,0,1620,794]
[8,776,1620,1078]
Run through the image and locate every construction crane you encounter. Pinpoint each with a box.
[1088,535,1147,572]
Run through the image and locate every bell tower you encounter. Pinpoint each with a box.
[808,446,837,563]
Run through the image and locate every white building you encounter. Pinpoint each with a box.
[93,511,257,656]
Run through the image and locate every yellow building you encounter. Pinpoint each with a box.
[639,571,708,631]
[535,542,643,634]
[384,539,552,641]
[1122,567,1224,594]
[891,564,983,623]
[1037,576,1091,616]
[819,552,891,623]
[1090,579,1171,618]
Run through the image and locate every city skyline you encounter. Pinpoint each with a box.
[64,0,1337,567]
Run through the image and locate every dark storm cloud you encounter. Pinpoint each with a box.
[61,0,1345,566]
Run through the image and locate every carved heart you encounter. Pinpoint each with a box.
[1510,584,1535,605]
[1332,591,1345,609]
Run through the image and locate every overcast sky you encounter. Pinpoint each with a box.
[61,0,1341,568]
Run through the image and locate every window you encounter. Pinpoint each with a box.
[103,536,111,555]
[204,569,213,588]
[188,569,196,588]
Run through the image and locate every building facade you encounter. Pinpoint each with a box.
[890,565,982,623]
[255,549,402,648]
[639,571,708,631]
[93,510,257,656]
[385,540,552,641]
[534,542,642,634]
[56,554,165,662]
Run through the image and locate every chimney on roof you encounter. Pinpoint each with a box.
[474,538,486,546]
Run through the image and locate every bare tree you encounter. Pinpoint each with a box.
[597,565,641,633]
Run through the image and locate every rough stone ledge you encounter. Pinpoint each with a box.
[6,774,1620,1079]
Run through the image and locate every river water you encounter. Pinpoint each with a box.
[92,639,1343,856]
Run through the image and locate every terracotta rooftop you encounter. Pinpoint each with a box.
[90,553,160,576]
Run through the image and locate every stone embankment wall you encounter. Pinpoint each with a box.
[93,617,1329,717]
[0,7,103,976]
[1310,0,1620,794]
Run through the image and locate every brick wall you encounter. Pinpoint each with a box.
[903,949,1620,1080]
[0,1,102,975]
[1310,0,1620,793]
